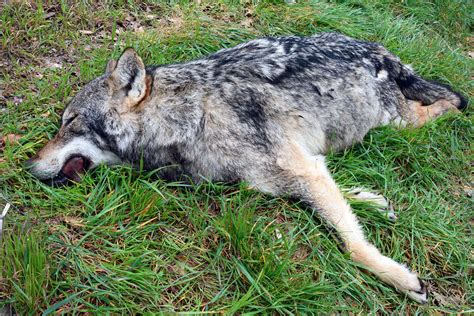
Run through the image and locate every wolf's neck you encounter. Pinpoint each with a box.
[119,69,204,177]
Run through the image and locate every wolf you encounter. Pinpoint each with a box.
[27,32,467,303]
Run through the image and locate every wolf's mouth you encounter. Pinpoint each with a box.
[45,155,92,186]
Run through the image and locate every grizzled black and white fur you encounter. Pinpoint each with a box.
[27,32,467,303]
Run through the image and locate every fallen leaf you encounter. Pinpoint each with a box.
[44,59,62,69]
[44,11,56,19]
[240,18,253,28]
[1,134,22,146]
[63,216,85,227]
[431,289,464,306]
[168,16,184,28]
[79,30,94,35]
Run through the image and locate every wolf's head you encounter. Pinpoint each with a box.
[27,48,151,185]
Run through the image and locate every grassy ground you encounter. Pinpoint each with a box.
[1,0,473,314]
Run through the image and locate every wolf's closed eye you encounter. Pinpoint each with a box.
[63,114,78,126]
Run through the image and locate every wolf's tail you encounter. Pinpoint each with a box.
[386,58,468,110]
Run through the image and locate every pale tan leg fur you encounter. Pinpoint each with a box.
[407,99,460,127]
[270,142,427,303]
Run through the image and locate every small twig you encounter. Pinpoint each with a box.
[0,202,11,238]
[1,202,11,218]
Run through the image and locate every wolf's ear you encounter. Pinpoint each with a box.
[105,59,117,73]
[109,48,146,106]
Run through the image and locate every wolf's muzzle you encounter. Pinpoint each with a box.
[26,155,92,186]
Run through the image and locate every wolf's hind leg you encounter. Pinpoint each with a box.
[405,99,460,127]
[257,143,427,303]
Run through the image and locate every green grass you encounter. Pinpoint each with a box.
[1,0,473,314]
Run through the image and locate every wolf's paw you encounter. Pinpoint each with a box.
[347,188,397,221]
[383,263,428,304]
[405,277,428,304]
[395,272,428,304]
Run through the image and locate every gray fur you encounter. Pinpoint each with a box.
[80,32,461,184]
[27,32,466,302]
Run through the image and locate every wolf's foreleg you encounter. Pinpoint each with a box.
[255,142,427,303]
[345,188,396,221]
